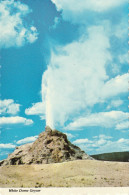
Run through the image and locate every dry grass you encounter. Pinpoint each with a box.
[0,160,129,187]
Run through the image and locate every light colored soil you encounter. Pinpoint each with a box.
[0,160,129,187]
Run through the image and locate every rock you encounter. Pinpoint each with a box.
[0,160,4,166]
[2,126,93,166]
[2,143,33,166]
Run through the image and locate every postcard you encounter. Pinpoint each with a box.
[0,0,128,194]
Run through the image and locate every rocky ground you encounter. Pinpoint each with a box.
[0,160,129,187]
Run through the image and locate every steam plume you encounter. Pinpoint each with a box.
[41,26,112,129]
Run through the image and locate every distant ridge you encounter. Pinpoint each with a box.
[1,126,93,166]
[91,151,129,162]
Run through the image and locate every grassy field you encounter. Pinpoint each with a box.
[0,160,129,187]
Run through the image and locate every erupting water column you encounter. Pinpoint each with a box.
[42,69,54,130]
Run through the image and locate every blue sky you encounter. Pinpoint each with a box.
[0,0,128,160]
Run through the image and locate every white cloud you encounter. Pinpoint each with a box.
[93,134,113,140]
[50,17,60,29]
[73,139,93,144]
[52,0,127,12]
[114,19,128,39]
[95,138,129,154]
[117,138,125,143]
[25,102,46,120]
[65,111,128,130]
[16,135,38,145]
[42,25,111,128]
[0,0,38,48]
[110,63,121,75]
[119,53,128,64]
[0,99,20,115]
[116,121,129,130]
[51,0,127,22]
[0,143,16,149]
[65,133,75,139]
[73,137,129,155]
[101,73,128,99]
[0,116,33,126]
[107,99,123,110]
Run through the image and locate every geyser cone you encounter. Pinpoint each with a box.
[45,125,52,132]
[2,127,94,166]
